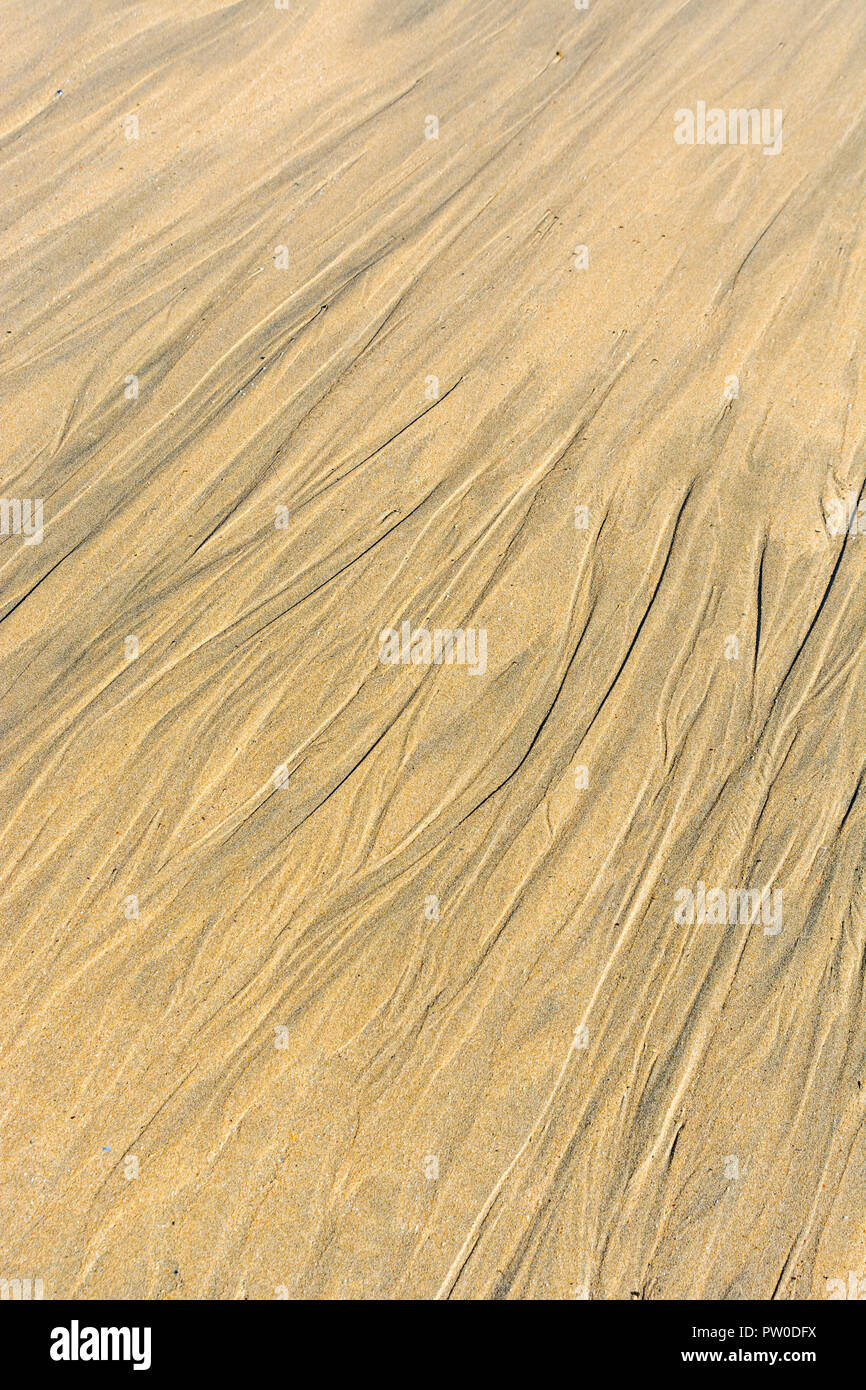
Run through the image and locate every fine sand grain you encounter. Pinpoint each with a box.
[1,0,866,1299]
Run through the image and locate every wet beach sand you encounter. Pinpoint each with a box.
[1,0,865,1298]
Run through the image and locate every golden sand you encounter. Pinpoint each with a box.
[1,0,865,1299]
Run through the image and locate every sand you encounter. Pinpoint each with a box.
[1,0,865,1300]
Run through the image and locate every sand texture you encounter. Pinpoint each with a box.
[2,0,866,1300]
